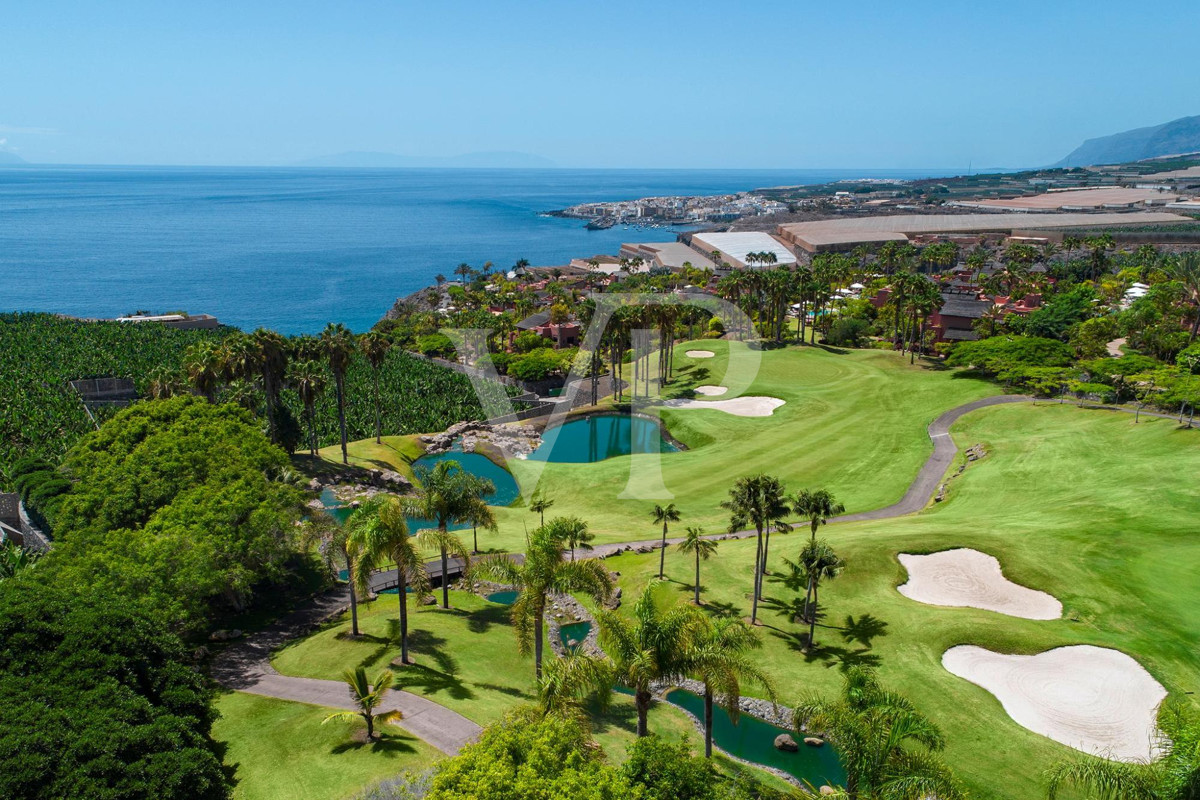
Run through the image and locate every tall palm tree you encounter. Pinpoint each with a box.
[472,525,613,680]
[787,539,844,648]
[651,503,681,579]
[358,330,392,444]
[321,323,356,464]
[794,667,965,800]
[183,340,224,402]
[463,473,497,554]
[596,581,706,737]
[792,489,844,624]
[302,510,362,636]
[691,617,775,758]
[251,328,289,444]
[535,651,614,723]
[288,359,327,456]
[677,526,718,605]
[545,515,593,561]
[321,667,403,741]
[1168,251,1200,343]
[529,492,554,527]
[347,496,430,665]
[722,474,791,625]
[403,459,475,609]
[1045,702,1199,800]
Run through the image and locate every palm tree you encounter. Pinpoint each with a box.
[651,503,681,579]
[463,473,497,554]
[251,328,289,444]
[535,651,614,722]
[321,667,403,740]
[792,489,844,624]
[0,539,40,581]
[302,510,362,636]
[358,331,392,444]
[1045,702,1199,800]
[545,515,593,561]
[288,359,327,456]
[787,539,844,648]
[347,496,430,665]
[677,526,717,605]
[529,492,554,526]
[1167,251,1200,343]
[596,581,705,737]
[321,323,356,464]
[472,525,613,680]
[721,474,791,625]
[794,667,965,799]
[183,340,224,402]
[403,459,475,609]
[691,617,774,758]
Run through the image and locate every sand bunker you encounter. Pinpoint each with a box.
[898,549,1062,620]
[662,396,784,417]
[685,350,715,358]
[693,385,728,396]
[943,645,1166,762]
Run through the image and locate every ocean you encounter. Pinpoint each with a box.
[0,166,945,334]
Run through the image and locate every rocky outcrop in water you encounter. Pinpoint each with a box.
[420,420,542,458]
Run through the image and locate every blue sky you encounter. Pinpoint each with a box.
[3,0,1197,169]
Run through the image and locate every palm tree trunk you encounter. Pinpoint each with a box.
[760,528,772,593]
[440,545,450,609]
[472,524,478,554]
[658,523,667,579]
[373,369,382,444]
[346,551,360,636]
[365,712,374,740]
[398,571,410,664]
[704,686,714,758]
[694,551,701,605]
[636,689,651,737]
[335,373,349,464]
[809,581,820,648]
[307,400,318,456]
[751,526,763,625]
[534,598,545,680]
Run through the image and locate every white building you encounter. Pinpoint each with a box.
[689,232,798,270]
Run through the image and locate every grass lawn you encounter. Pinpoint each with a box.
[271,588,794,794]
[600,402,1200,800]
[212,691,439,800]
[314,342,998,551]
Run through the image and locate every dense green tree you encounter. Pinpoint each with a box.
[621,735,718,800]
[0,580,232,800]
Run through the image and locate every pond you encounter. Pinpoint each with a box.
[662,689,845,789]
[527,415,679,463]
[558,621,591,653]
[486,590,519,605]
[318,445,520,534]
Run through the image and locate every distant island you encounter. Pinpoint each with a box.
[294,150,556,168]
[1057,114,1200,167]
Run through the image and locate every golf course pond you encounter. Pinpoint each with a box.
[527,414,679,463]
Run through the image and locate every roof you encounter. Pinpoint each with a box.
[956,188,1177,212]
[516,311,551,330]
[939,294,992,319]
[621,242,716,270]
[943,328,981,341]
[689,232,797,267]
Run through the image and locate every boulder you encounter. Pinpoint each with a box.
[774,733,799,752]
[819,786,836,797]
[804,736,825,747]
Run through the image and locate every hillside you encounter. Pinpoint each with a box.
[1057,114,1200,167]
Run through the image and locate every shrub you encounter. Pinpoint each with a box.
[825,318,870,347]
[707,317,725,335]
[513,330,549,353]
[946,336,1074,376]
[621,735,717,800]
[416,333,455,358]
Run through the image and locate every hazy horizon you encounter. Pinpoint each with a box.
[3,1,1198,170]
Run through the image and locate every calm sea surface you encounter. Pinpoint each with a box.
[0,166,944,333]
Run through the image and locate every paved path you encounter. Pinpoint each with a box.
[212,584,481,755]
[1106,337,1127,357]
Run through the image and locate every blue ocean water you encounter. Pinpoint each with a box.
[0,166,945,334]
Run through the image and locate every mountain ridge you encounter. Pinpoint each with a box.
[1056,115,1200,167]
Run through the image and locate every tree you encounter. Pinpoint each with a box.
[183,339,224,402]
[472,524,613,679]
[651,502,681,579]
[546,515,594,561]
[690,617,774,759]
[788,539,844,648]
[302,510,361,636]
[322,667,403,741]
[791,489,844,625]
[0,539,39,581]
[463,472,497,554]
[529,492,554,526]
[677,526,718,605]
[794,667,965,800]
[621,735,718,800]
[1045,702,1200,800]
[596,581,705,737]
[403,459,476,609]
[1167,251,1200,343]
[287,358,327,456]
[250,328,289,444]
[348,495,431,665]
[0,581,232,800]
[721,474,791,624]
[321,322,356,464]
[359,330,392,444]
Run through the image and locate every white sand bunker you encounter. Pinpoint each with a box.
[943,645,1166,762]
[685,350,715,358]
[662,396,784,417]
[693,385,727,396]
[898,549,1062,620]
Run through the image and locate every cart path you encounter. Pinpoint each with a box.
[211,588,481,755]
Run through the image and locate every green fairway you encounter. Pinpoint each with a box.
[599,402,1200,800]
[212,692,439,800]
[318,342,998,550]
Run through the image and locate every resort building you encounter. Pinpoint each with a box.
[688,231,798,270]
[515,311,580,348]
[617,242,716,272]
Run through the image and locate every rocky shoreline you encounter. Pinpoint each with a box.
[420,420,542,459]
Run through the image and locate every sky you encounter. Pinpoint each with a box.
[2,0,1198,170]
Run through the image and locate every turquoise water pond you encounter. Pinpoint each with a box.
[558,621,591,653]
[528,415,678,463]
[662,689,845,788]
[486,590,519,605]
